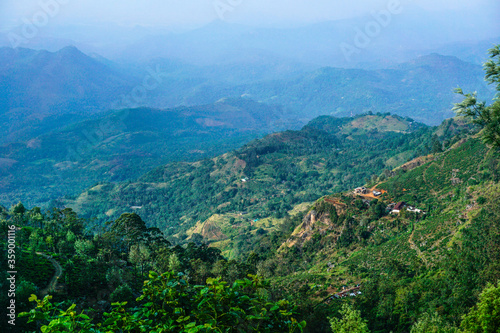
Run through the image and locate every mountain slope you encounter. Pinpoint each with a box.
[0,45,491,148]
[0,46,133,114]
[253,133,500,332]
[0,98,289,207]
[65,114,472,240]
[0,46,135,143]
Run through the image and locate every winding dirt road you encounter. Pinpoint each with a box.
[36,252,63,297]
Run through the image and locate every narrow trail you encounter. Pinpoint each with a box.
[422,165,429,183]
[408,226,428,267]
[36,252,63,297]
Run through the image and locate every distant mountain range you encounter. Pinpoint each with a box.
[0,46,133,115]
[0,45,494,145]
[182,53,494,125]
[0,46,134,143]
[2,8,498,68]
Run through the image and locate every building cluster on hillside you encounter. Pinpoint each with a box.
[354,186,381,196]
[387,201,426,215]
[352,186,424,214]
[331,285,362,300]
[354,186,368,194]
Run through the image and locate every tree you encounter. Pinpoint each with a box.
[168,252,181,273]
[371,200,386,219]
[106,267,123,287]
[16,280,38,310]
[11,202,26,225]
[453,45,500,149]
[29,231,43,251]
[110,283,135,305]
[461,281,500,332]
[109,213,147,250]
[190,233,204,245]
[431,134,443,154]
[145,227,170,250]
[45,236,55,253]
[74,239,95,258]
[329,303,371,333]
[129,243,151,275]
[410,312,458,333]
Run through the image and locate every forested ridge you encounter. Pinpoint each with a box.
[67,113,471,243]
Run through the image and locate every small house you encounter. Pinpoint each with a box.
[407,206,426,214]
[391,202,406,214]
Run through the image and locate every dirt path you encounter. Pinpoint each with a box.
[408,226,428,267]
[36,252,63,297]
[422,165,429,183]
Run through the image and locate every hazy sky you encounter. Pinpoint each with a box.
[1,0,499,31]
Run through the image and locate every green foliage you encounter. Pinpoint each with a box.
[431,134,443,154]
[4,50,500,333]
[410,313,459,333]
[0,99,274,208]
[370,200,387,220]
[110,283,136,305]
[454,45,500,149]
[461,281,500,333]
[17,252,55,288]
[71,113,451,245]
[329,303,370,333]
[129,243,152,275]
[20,295,94,332]
[109,213,147,246]
[168,252,182,273]
[21,273,306,332]
[74,239,95,258]
[16,280,38,309]
[477,196,487,205]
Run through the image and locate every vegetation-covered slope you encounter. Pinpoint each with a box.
[269,134,500,332]
[0,98,291,208]
[3,41,499,333]
[3,123,498,333]
[1,45,492,147]
[66,113,472,242]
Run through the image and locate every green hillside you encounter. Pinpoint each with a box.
[66,113,472,241]
[0,98,291,208]
[256,133,500,332]
[3,125,498,333]
[2,43,499,333]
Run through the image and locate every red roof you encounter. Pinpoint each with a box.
[394,202,406,210]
